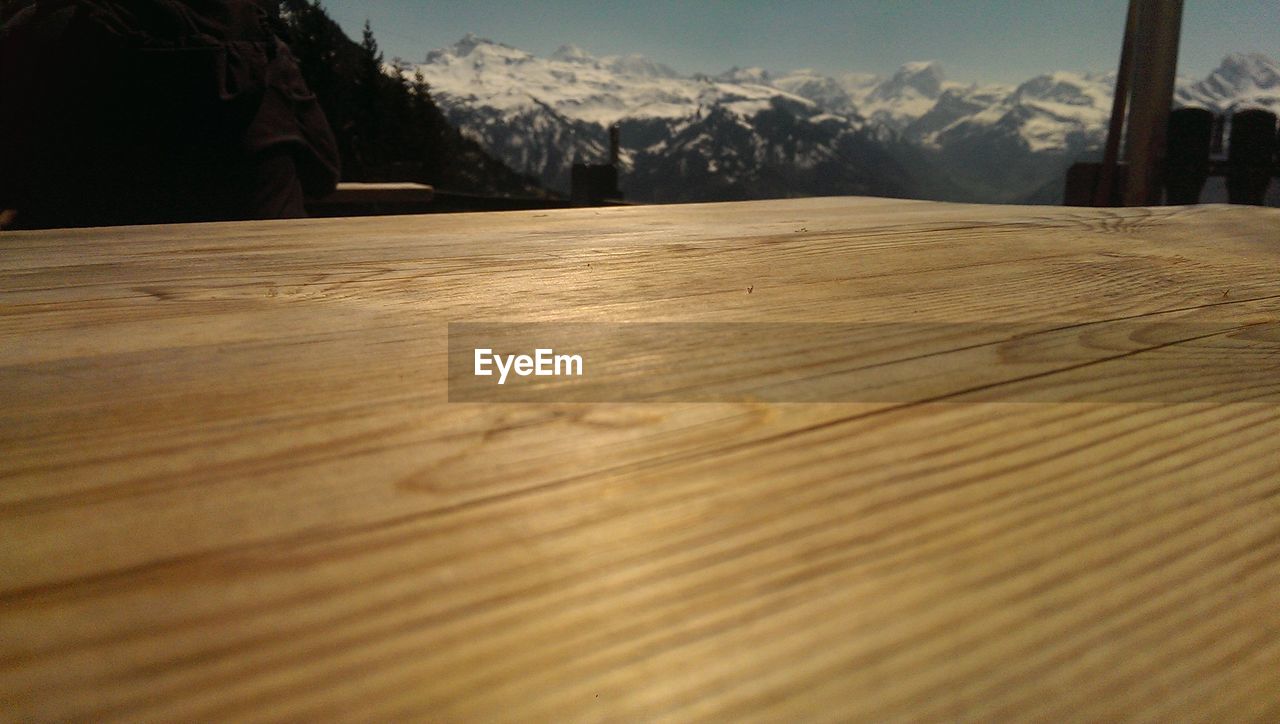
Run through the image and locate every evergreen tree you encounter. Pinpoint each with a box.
[274,0,545,195]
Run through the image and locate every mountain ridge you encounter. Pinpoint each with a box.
[406,37,1280,204]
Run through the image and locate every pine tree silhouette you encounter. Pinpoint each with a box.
[275,1,546,196]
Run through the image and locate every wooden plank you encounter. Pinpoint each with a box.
[1121,0,1185,206]
[0,197,1278,721]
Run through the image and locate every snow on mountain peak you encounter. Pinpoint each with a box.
[1217,52,1280,88]
[717,66,773,85]
[922,71,1112,153]
[451,33,494,56]
[413,35,1279,171]
[869,60,945,101]
[848,61,949,130]
[603,54,680,79]
[408,36,1280,206]
[412,38,816,127]
[900,60,943,75]
[550,44,595,63]
[545,45,677,78]
[1177,52,1280,112]
[426,34,531,64]
[770,69,859,116]
[1013,72,1112,107]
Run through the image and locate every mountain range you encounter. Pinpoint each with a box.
[400,36,1280,204]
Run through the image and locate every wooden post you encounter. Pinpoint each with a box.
[1163,108,1213,204]
[1122,0,1185,206]
[1226,109,1278,205]
[1094,0,1141,206]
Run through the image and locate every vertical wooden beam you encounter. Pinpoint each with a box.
[1094,0,1141,206]
[1122,0,1185,206]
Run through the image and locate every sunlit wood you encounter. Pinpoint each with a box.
[1,197,1278,720]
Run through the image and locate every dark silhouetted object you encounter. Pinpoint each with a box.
[1226,109,1277,205]
[0,0,340,229]
[272,1,547,202]
[1210,113,1225,156]
[1088,0,1183,207]
[306,182,434,217]
[1163,107,1213,205]
[1120,0,1184,206]
[1066,162,1128,207]
[570,123,623,206]
[570,164,621,206]
[1094,0,1139,207]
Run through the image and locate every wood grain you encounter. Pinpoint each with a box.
[1,197,1278,721]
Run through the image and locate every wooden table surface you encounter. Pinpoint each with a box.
[1,197,1278,721]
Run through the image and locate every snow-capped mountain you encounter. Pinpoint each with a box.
[914,72,1116,202]
[623,100,926,203]
[418,34,816,127]
[407,37,1280,204]
[768,69,861,118]
[854,61,951,130]
[904,83,1013,143]
[715,62,949,132]
[408,35,925,199]
[1176,52,1280,113]
[925,72,1112,151]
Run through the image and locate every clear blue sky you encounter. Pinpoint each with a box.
[319,1,1278,84]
